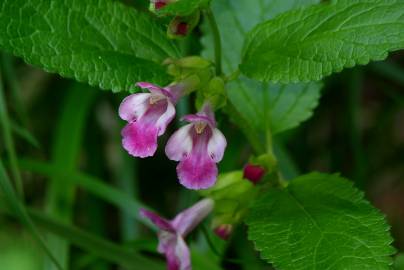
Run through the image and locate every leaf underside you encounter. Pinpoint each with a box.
[0,0,180,92]
[241,0,404,83]
[246,173,395,270]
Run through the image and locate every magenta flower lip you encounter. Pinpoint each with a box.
[166,104,227,190]
[140,198,214,270]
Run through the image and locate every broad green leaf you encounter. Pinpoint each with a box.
[241,0,404,83]
[246,173,395,270]
[227,80,322,135]
[201,0,322,140]
[0,0,180,92]
[158,0,210,16]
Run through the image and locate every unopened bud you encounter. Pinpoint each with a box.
[243,164,265,184]
[214,224,233,240]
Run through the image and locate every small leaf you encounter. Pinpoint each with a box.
[0,0,180,92]
[241,0,404,83]
[158,0,210,16]
[246,172,395,270]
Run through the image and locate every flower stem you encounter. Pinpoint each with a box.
[205,8,222,76]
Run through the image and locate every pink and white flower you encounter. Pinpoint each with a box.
[119,82,184,158]
[140,198,214,270]
[165,104,227,190]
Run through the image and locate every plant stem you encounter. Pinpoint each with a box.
[205,8,222,76]
[0,71,24,198]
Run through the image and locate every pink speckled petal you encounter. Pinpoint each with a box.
[119,93,150,121]
[121,122,159,158]
[177,151,218,190]
[207,128,227,162]
[165,124,193,161]
[155,100,176,136]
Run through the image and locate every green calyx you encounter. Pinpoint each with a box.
[200,171,259,229]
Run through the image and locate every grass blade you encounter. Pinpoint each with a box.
[0,159,63,270]
[0,71,24,198]
[28,209,165,270]
[19,159,155,230]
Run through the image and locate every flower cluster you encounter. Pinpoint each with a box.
[119,81,226,190]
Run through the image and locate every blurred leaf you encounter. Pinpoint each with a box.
[394,254,404,270]
[44,84,97,269]
[19,159,153,230]
[0,160,63,270]
[28,210,165,270]
[246,172,395,270]
[0,0,180,92]
[157,0,209,16]
[241,0,404,83]
[0,73,23,197]
[201,0,322,145]
[11,121,40,148]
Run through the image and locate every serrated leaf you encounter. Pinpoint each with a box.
[201,0,322,139]
[241,0,404,83]
[158,0,209,16]
[227,80,322,135]
[0,0,180,92]
[246,173,395,270]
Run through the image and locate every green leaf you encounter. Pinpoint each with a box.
[0,0,180,92]
[201,0,322,141]
[246,173,395,270]
[241,0,404,83]
[227,80,322,136]
[158,0,209,16]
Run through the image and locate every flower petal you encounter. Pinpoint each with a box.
[119,93,150,121]
[174,236,191,270]
[140,209,175,232]
[137,82,174,100]
[121,121,159,158]
[158,234,190,270]
[177,151,218,190]
[155,100,176,136]
[165,124,193,161]
[207,128,227,162]
[182,114,215,128]
[171,198,214,236]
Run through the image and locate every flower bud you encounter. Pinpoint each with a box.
[243,163,266,184]
[214,224,233,240]
[167,12,200,39]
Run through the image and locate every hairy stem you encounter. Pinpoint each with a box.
[205,8,222,76]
